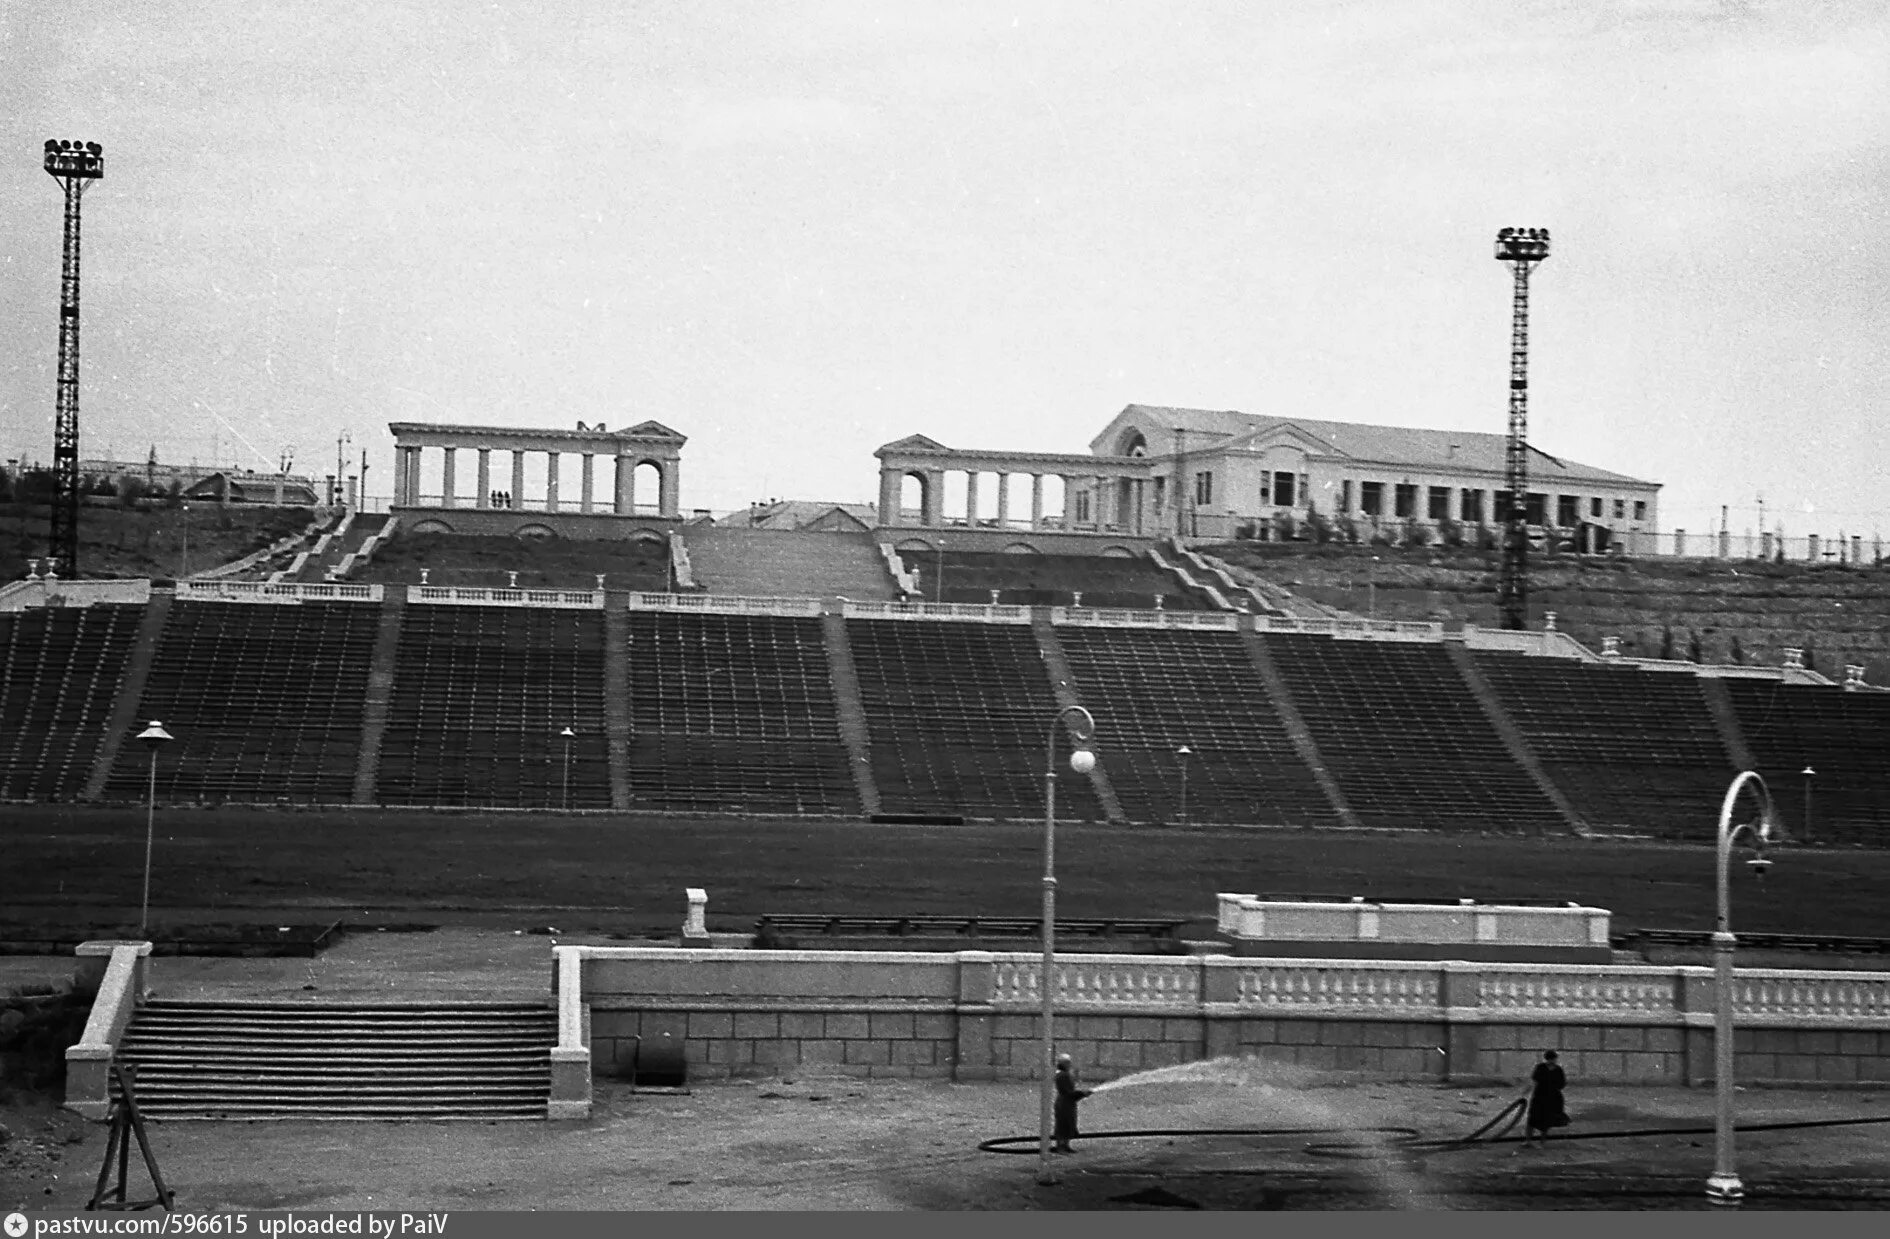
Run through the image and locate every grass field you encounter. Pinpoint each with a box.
[3,805,1887,939]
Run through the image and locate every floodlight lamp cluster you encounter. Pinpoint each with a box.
[1495,226,1550,262]
[43,139,104,178]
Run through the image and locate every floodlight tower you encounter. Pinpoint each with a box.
[1494,227,1550,630]
[44,139,105,578]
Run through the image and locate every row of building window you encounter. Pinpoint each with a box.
[1331,481,1645,525]
[1072,473,1648,526]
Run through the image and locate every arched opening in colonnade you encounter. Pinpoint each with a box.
[899,473,927,523]
[633,461,664,514]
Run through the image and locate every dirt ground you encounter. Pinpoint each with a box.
[5,930,1889,1212]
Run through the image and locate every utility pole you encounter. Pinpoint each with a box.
[335,431,352,508]
[43,139,105,577]
[1494,227,1551,630]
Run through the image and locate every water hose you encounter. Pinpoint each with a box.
[977,1098,1890,1160]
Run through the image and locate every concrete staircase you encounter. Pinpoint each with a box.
[680,528,899,599]
[81,592,174,801]
[820,613,881,816]
[115,1000,555,1120]
[351,592,407,805]
[1031,615,1125,822]
[1443,641,1590,837]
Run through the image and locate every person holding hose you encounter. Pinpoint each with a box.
[1522,1049,1569,1149]
[1053,1053,1091,1153]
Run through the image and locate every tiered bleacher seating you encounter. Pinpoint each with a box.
[624,611,858,814]
[1057,627,1339,825]
[897,551,1212,610]
[356,533,670,592]
[1264,634,1565,833]
[846,619,1106,821]
[1474,654,1734,838]
[376,605,610,808]
[1722,680,1890,846]
[0,603,142,800]
[102,601,376,803]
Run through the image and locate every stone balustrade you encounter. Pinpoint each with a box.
[406,586,602,608]
[546,944,1890,1115]
[178,580,384,604]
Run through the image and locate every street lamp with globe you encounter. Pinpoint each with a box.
[1038,704,1097,1183]
[560,726,576,810]
[135,721,173,937]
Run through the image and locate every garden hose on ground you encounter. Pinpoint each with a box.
[977,1096,1890,1160]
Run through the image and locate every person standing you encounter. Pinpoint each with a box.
[1523,1049,1569,1149]
[1053,1053,1091,1153]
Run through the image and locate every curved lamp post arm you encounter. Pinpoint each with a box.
[1708,770,1777,1207]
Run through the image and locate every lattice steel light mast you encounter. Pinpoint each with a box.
[44,139,105,578]
[1494,227,1549,630]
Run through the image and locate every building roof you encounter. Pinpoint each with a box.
[1106,404,1659,489]
[740,499,876,531]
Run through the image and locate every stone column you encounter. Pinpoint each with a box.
[580,454,595,514]
[924,470,945,527]
[1029,474,1044,530]
[964,471,980,528]
[511,451,526,512]
[476,449,491,510]
[546,451,561,513]
[995,472,1011,528]
[614,456,632,515]
[391,447,407,506]
[1093,475,1108,529]
[1058,475,1074,527]
[660,458,681,517]
[441,447,457,510]
[879,468,900,527]
[404,447,421,507]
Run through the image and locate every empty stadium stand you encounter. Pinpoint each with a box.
[1056,625,1340,826]
[1721,678,1890,846]
[898,550,1214,609]
[102,600,379,804]
[355,533,670,592]
[1264,634,1567,833]
[375,603,611,808]
[0,603,143,800]
[623,610,859,814]
[846,618,1106,821]
[1473,653,1736,840]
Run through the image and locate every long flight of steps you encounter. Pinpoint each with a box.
[680,527,900,599]
[115,1000,556,1120]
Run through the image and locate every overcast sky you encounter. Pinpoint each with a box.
[2,0,1885,534]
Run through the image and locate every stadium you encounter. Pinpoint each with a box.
[6,3,1890,1212]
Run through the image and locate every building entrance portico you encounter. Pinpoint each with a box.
[390,420,687,538]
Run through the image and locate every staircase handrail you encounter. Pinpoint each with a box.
[879,541,920,596]
[1147,541,1235,611]
[63,940,152,1120]
[331,515,399,581]
[669,533,699,591]
[195,511,331,583]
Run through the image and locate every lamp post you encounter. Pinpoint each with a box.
[1707,770,1777,1207]
[560,726,575,810]
[1039,704,1097,1184]
[135,721,173,938]
[179,501,190,580]
[935,537,945,604]
[1801,766,1814,844]
[1176,745,1192,825]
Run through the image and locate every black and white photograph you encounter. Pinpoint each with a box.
[2,0,1888,1214]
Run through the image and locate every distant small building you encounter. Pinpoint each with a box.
[182,472,320,506]
[739,499,876,532]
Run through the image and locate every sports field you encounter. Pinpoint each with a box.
[3,805,1885,938]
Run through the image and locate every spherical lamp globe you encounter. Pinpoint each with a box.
[1069,749,1096,775]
